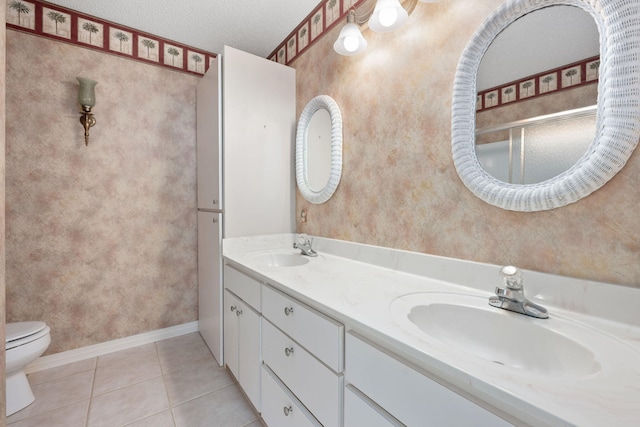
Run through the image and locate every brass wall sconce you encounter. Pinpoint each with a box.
[77,77,98,146]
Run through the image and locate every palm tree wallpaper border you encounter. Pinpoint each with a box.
[6,0,215,75]
[269,0,365,65]
[477,56,600,112]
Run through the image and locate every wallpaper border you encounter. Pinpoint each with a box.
[269,0,368,65]
[6,0,216,75]
[477,56,600,111]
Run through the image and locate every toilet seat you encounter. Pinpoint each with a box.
[6,322,50,350]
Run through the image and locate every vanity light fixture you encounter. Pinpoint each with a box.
[333,0,441,56]
[77,77,98,146]
[333,10,368,56]
[369,0,409,32]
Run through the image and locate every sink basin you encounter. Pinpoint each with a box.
[391,293,601,378]
[252,252,310,267]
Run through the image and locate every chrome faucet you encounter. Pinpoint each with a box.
[489,266,548,319]
[293,234,318,257]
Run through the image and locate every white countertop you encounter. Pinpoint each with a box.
[223,234,640,427]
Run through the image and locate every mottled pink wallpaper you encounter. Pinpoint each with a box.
[6,29,199,354]
[1,0,7,420]
[293,0,640,288]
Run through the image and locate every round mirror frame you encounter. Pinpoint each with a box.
[451,0,640,211]
[296,95,343,204]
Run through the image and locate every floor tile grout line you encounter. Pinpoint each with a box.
[9,333,256,427]
[6,368,96,425]
[166,377,239,409]
[85,364,97,427]
[90,372,165,398]
[5,398,92,426]
[156,342,179,426]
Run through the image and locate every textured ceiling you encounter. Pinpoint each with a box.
[44,0,322,57]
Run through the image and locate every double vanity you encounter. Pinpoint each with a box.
[222,234,640,427]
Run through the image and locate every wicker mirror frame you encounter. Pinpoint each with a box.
[296,95,343,204]
[452,0,640,211]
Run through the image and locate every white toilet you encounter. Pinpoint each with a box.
[6,321,51,416]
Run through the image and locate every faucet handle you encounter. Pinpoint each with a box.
[500,265,523,290]
[297,233,312,246]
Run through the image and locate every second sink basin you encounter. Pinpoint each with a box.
[252,251,310,267]
[391,293,602,378]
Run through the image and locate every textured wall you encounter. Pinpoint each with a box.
[1,0,6,421]
[6,30,199,354]
[293,0,640,288]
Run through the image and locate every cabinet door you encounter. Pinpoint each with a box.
[222,45,296,237]
[261,365,321,427]
[262,319,342,427]
[198,212,222,364]
[196,55,222,210]
[238,302,261,412]
[346,333,513,427]
[223,290,239,379]
[345,385,402,427]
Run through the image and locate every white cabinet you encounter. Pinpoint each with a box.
[261,284,344,427]
[345,385,402,427]
[261,365,322,427]
[196,55,222,211]
[223,264,262,412]
[262,284,344,372]
[222,46,296,238]
[345,332,513,427]
[198,211,223,363]
[262,319,343,427]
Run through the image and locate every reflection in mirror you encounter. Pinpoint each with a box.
[475,5,599,184]
[476,106,596,184]
[296,95,343,204]
[451,0,640,211]
[306,108,332,192]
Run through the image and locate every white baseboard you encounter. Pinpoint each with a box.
[25,321,199,374]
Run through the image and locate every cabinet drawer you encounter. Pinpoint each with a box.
[224,264,261,311]
[345,385,403,427]
[262,284,344,372]
[346,332,513,427]
[262,319,343,427]
[261,365,321,427]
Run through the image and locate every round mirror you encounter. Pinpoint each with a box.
[451,0,640,211]
[296,95,343,204]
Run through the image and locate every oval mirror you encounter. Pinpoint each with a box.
[476,5,599,185]
[296,95,343,204]
[451,0,640,211]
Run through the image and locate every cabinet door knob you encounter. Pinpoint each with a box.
[236,309,243,317]
[213,199,218,205]
[284,347,294,357]
[213,218,218,223]
[284,306,294,316]
[283,405,293,416]
[230,305,237,312]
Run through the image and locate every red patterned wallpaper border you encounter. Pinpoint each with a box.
[477,56,600,111]
[6,0,217,76]
[269,0,367,65]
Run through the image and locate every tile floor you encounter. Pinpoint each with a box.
[7,332,264,427]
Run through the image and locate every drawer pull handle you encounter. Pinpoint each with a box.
[284,347,294,357]
[284,306,294,316]
[283,405,293,416]
[236,309,243,317]
[230,305,237,312]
